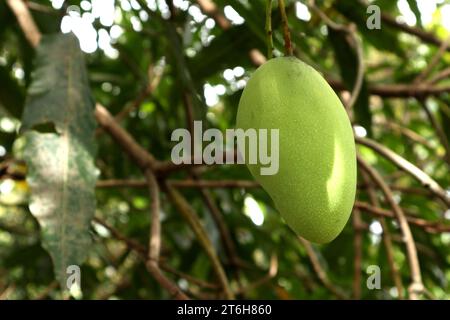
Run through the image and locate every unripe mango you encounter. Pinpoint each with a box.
[236,57,356,243]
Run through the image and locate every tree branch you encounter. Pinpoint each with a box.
[165,184,235,299]
[356,136,450,207]
[298,237,348,299]
[357,155,423,299]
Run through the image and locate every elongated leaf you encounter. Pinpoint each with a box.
[328,28,372,136]
[21,34,97,290]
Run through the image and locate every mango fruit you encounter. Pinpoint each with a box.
[236,57,356,243]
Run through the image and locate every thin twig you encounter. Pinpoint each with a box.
[360,170,404,299]
[414,36,450,84]
[146,169,161,261]
[347,28,364,111]
[428,67,450,84]
[6,0,41,48]
[196,0,231,29]
[357,155,423,299]
[298,237,348,299]
[278,0,293,56]
[355,201,450,233]
[419,99,450,165]
[266,0,274,59]
[356,136,450,207]
[115,64,164,122]
[236,253,278,295]
[165,184,235,299]
[352,209,363,299]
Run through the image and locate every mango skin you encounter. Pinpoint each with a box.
[236,57,356,243]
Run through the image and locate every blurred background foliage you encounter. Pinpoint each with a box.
[0,0,449,299]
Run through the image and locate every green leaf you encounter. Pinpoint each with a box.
[334,0,405,57]
[328,28,372,136]
[406,0,422,28]
[21,34,97,290]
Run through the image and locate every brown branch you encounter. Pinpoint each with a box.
[236,253,278,295]
[355,201,450,233]
[379,11,450,52]
[357,155,423,299]
[97,179,260,189]
[374,119,435,150]
[278,0,293,56]
[165,184,235,299]
[356,136,450,207]
[159,264,219,290]
[414,36,450,84]
[359,170,404,299]
[352,209,363,299]
[328,78,450,98]
[93,218,147,255]
[146,261,189,299]
[146,169,161,261]
[419,100,450,165]
[298,237,348,299]
[115,64,164,122]
[6,0,41,48]
[429,67,450,84]
[95,217,216,296]
[195,178,243,275]
[196,0,231,30]
[95,104,157,170]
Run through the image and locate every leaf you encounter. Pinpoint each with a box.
[333,0,405,57]
[328,28,372,136]
[21,34,97,290]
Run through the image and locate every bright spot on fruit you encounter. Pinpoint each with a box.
[295,2,311,21]
[224,5,244,25]
[353,125,367,138]
[0,146,6,157]
[369,220,383,236]
[244,196,264,226]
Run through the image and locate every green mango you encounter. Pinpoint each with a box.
[236,57,356,243]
